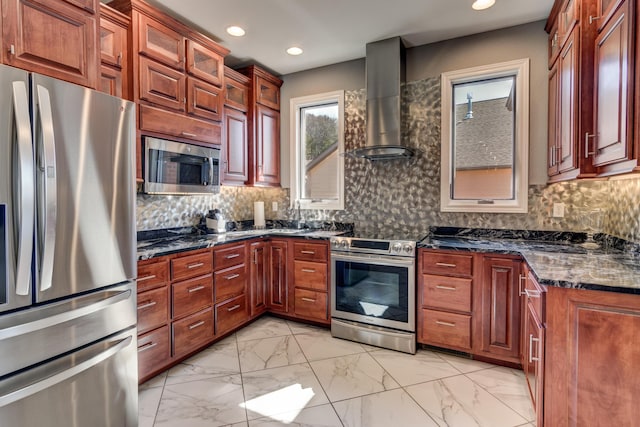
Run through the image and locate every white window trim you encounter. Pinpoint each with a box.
[290,90,345,210]
[440,58,530,213]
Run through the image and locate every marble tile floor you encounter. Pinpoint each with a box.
[139,315,536,427]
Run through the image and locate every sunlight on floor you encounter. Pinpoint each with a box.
[240,383,315,423]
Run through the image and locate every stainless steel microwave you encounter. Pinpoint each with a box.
[144,136,220,195]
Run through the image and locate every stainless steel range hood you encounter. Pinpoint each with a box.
[350,37,414,161]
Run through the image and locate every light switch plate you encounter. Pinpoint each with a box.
[552,202,565,218]
[272,202,278,212]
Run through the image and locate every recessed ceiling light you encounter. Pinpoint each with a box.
[226,26,246,37]
[286,46,303,56]
[472,0,495,10]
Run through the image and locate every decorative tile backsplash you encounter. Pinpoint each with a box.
[136,76,640,242]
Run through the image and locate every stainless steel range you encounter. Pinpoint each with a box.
[330,235,418,354]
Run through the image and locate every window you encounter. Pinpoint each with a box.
[440,59,529,213]
[290,91,345,210]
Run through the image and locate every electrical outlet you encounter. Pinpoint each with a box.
[552,202,565,218]
[272,201,278,212]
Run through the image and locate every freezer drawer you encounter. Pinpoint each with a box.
[0,328,137,427]
[0,282,136,376]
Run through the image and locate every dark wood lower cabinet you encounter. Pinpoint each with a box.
[137,325,171,381]
[477,256,522,364]
[249,241,268,317]
[172,307,214,358]
[268,239,289,312]
[544,286,640,427]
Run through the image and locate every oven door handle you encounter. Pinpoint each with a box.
[331,253,415,267]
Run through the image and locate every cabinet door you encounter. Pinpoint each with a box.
[2,0,98,88]
[186,39,223,87]
[99,14,125,68]
[186,77,223,121]
[99,65,122,97]
[548,62,560,176]
[255,105,281,186]
[137,13,184,70]
[478,256,521,363]
[225,76,249,112]
[593,0,632,167]
[524,301,544,425]
[256,75,280,110]
[249,241,268,317]
[139,56,186,111]
[558,27,579,173]
[222,107,249,185]
[268,240,288,313]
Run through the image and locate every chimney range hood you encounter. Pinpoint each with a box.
[349,37,415,161]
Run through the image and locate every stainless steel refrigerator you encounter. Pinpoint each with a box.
[0,64,138,426]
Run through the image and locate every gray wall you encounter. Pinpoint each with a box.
[280,20,548,187]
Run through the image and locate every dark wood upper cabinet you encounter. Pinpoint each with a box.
[137,13,184,70]
[255,104,281,186]
[548,62,560,176]
[187,77,223,121]
[593,0,636,174]
[222,106,249,185]
[2,0,98,88]
[99,4,129,99]
[186,39,224,87]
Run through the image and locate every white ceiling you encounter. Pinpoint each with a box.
[144,0,554,76]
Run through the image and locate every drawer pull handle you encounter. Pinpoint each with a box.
[529,334,541,363]
[138,274,157,282]
[227,304,241,312]
[300,250,315,255]
[187,262,205,269]
[137,342,158,353]
[188,285,205,293]
[301,268,316,273]
[435,262,457,268]
[525,288,541,299]
[225,254,240,259]
[181,131,197,137]
[435,320,456,327]
[225,273,240,280]
[137,301,157,310]
[301,297,316,303]
[435,285,456,291]
[189,320,206,330]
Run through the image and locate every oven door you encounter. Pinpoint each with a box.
[331,252,415,332]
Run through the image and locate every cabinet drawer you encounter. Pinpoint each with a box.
[137,325,170,381]
[137,259,169,292]
[137,286,169,334]
[421,251,473,277]
[139,104,222,145]
[215,294,248,336]
[420,309,471,351]
[171,251,213,281]
[293,260,327,291]
[172,274,213,319]
[214,264,247,303]
[214,244,246,270]
[293,242,328,262]
[422,274,472,313]
[172,307,213,357]
[294,289,328,322]
[525,271,546,321]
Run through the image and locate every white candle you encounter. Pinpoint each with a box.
[254,201,265,228]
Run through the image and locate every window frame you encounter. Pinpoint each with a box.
[440,58,530,213]
[289,90,345,210]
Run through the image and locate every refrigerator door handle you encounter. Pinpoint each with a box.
[11,81,34,297]
[35,85,57,292]
[0,335,132,407]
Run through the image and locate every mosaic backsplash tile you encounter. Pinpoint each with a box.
[136,77,640,242]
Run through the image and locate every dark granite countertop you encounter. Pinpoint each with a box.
[419,228,640,295]
[137,228,347,261]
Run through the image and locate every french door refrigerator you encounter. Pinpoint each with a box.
[0,64,138,426]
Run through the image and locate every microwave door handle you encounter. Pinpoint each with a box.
[11,81,35,296]
[207,157,214,186]
[35,85,57,292]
